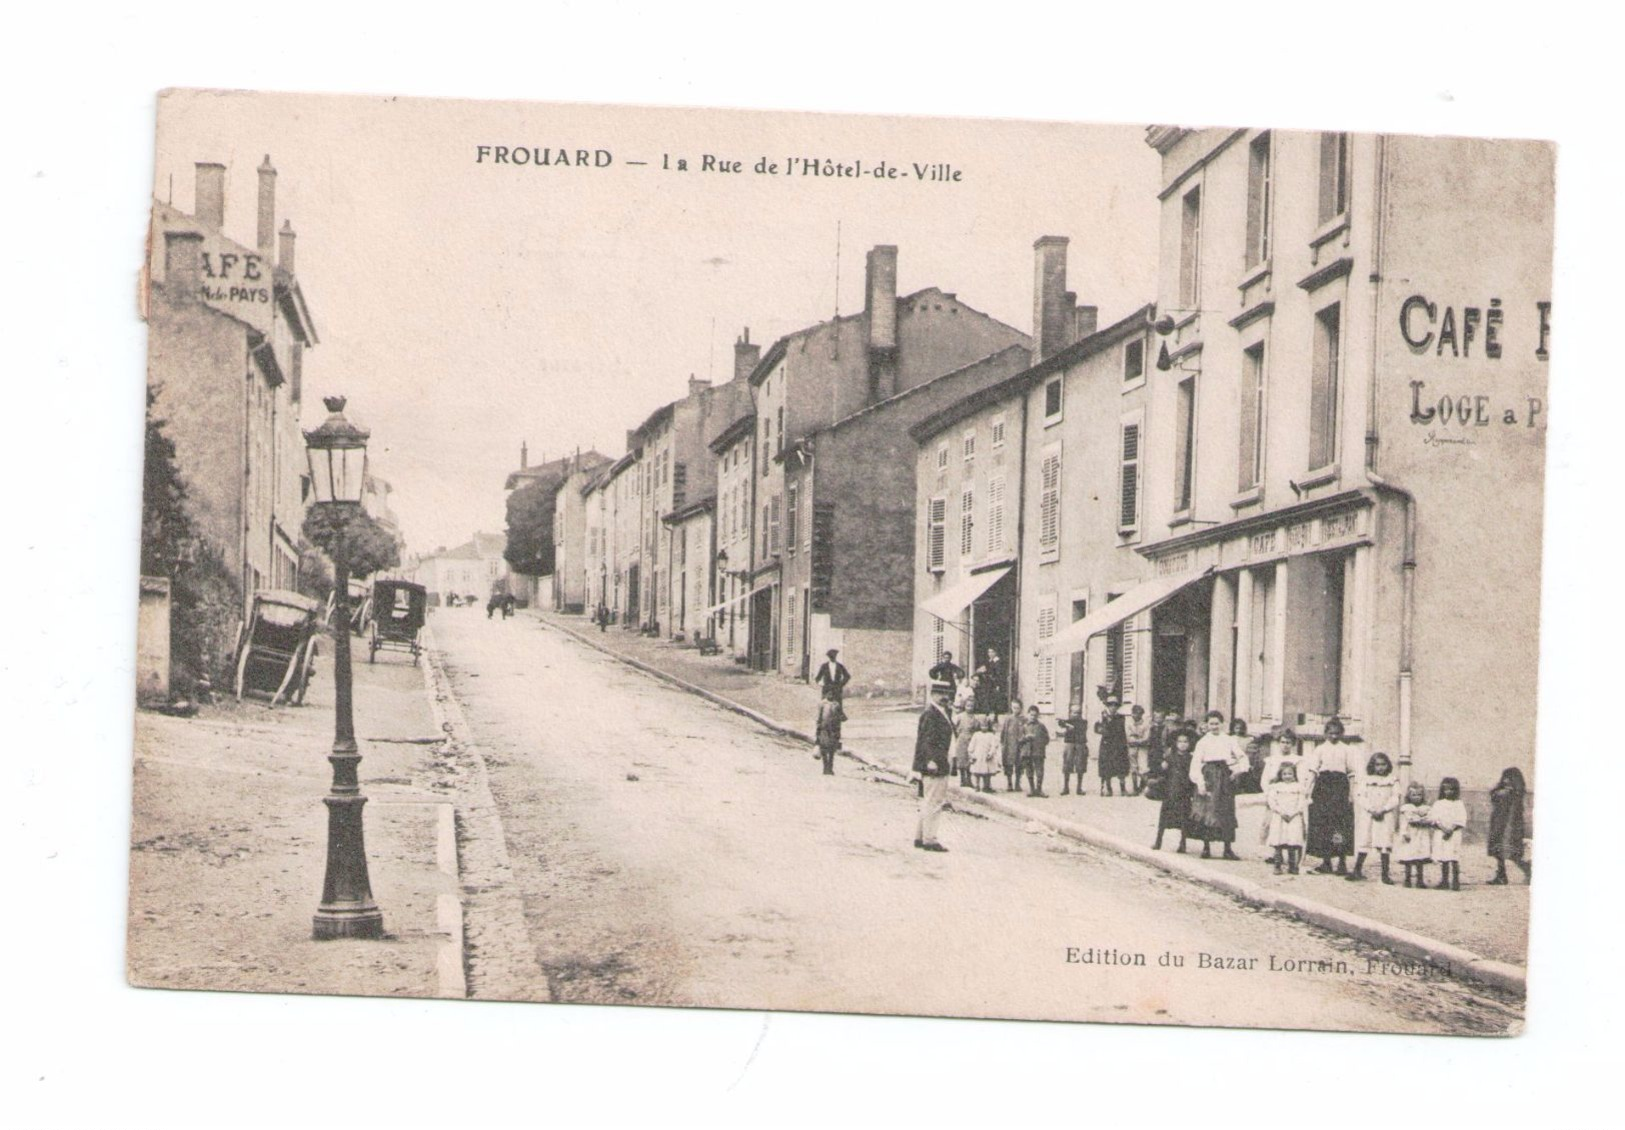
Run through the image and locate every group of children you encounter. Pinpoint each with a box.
[950,694,1070,797]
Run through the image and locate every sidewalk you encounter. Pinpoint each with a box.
[533,607,1528,993]
[128,634,464,1000]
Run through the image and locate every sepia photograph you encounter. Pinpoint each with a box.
[129,90,1548,1036]
[10,7,1617,1126]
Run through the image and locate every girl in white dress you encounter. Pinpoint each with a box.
[1429,776,1468,892]
[969,714,1001,794]
[1264,762,1308,874]
[1349,752,1401,884]
[1396,782,1433,888]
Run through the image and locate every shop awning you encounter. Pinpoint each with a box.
[704,581,773,618]
[1041,565,1213,656]
[919,565,1012,622]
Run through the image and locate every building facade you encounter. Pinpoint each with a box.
[707,412,758,661]
[144,157,316,605]
[1067,127,1553,787]
[749,245,1031,689]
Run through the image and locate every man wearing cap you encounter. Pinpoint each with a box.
[813,648,851,702]
[912,680,956,852]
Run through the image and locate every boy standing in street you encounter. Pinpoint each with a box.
[1020,706,1050,798]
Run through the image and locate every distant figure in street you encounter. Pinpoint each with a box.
[1056,712,1088,796]
[813,648,850,702]
[1000,698,1026,792]
[486,594,499,619]
[596,600,610,632]
[928,652,965,698]
[815,697,845,776]
[1094,692,1131,797]
[502,593,516,618]
[1020,706,1050,797]
[912,681,956,852]
[1487,767,1531,885]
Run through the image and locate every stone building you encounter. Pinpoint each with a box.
[1044,127,1553,788]
[144,156,316,603]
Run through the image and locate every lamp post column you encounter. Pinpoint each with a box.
[313,545,383,939]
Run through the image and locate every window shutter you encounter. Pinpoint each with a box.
[1039,450,1062,555]
[960,487,974,557]
[927,497,946,571]
[1035,599,1057,705]
[1119,423,1140,532]
[987,474,1006,554]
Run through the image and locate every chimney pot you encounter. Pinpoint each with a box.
[1075,305,1099,340]
[256,155,277,256]
[733,326,761,383]
[194,162,227,230]
[277,220,297,273]
[521,441,529,469]
[1032,236,1070,361]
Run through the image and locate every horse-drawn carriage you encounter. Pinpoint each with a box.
[369,579,427,664]
[233,589,322,705]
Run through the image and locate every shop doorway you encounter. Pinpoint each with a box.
[1151,576,1212,720]
[969,570,1016,713]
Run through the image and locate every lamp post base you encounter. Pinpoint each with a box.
[313,903,384,940]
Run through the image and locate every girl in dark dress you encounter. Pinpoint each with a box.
[1487,767,1531,885]
[1095,693,1131,797]
[1153,728,1195,853]
[1306,717,1357,875]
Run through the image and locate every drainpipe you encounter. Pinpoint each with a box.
[1013,380,1031,706]
[1362,133,1417,782]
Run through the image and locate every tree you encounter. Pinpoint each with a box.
[141,387,239,695]
[301,506,402,580]
[504,478,560,576]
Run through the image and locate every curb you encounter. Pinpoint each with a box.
[533,612,1526,998]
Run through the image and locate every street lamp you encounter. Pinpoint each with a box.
[304,395,383,940]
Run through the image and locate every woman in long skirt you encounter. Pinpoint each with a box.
[1306,717,1357,875]
[1095,693,1131,797]
[1487,767,1530,884]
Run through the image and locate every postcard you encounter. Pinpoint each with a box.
[131,89,1550,1035]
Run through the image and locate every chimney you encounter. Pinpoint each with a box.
[520,441,529,469]
[278,220,297,274]
[688,375,713,399]
[164,230,203,295]
[734,327,760,383]
[865,245,898,351]
[1074,305,1099,341]
[194,162,226,230]
[1033,236,1070,361]
[256,155,277,256]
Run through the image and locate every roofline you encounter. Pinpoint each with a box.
[803,342,1033,440]
[909,304,1156,442]
[708,410,758,454]
[661,497,716,525]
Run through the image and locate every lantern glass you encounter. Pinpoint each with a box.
[304,396,370,506]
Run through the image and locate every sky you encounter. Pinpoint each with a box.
[152,91,1162,555]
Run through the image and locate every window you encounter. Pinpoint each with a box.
[962,429,976,462]
[1180,185,1202,309]
[1067,598,1089,712]
[776,406,785,454]
[1034,597,1057,706]
[786,586,798,658]
[1173,377,1196,513]
[1309,304,1342,470]
[1043,378,1063,422]
[769,493,783,555]
[959,487,974,558]
[1318,132,1350,225]
[987,474,1006,554]
[1118,421,1141,534]
[1239,342,1267,491]
[1106,611,1138,699]
[1038,446,1062,561]
[785,485,798,556]
[1123,339,1144,383]
[991,415,1006,448]
[935,441,948,472]
[762,418,772,475]
[926,497,947,571]
[1246,132,1273,268]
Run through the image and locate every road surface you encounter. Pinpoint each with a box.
[431,608,1520,1035]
